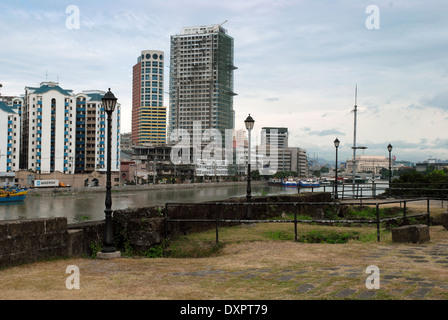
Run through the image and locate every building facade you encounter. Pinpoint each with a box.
[20,82,120,175]
[0,100,21,174]
[346,155,390,175]
[169,24,236,142]
[261,127,289,172]
[132,50,166,146]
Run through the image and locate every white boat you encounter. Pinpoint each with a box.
[282,178,299,187]
[299,179,320,188]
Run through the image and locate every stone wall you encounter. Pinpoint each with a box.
[0,218,69,268]
[113,192,333,253]
[0,192,333,267]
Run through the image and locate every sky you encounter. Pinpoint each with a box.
[1,0,448,164]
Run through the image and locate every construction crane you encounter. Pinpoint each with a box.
[211,20,228,32]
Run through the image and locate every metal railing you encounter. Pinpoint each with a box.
[164,198,433,243]
[319,181,448,200]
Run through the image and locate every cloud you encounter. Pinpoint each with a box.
[303,127,345,137]
[1,0,448,163]
[420,91,448,110]
[264,97,280,102]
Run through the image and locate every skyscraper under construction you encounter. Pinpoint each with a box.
[169,24,237,142]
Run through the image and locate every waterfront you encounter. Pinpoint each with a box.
[0,182,300,224]
[0,180,389,224]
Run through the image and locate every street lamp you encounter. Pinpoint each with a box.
[245,114,254,218]
[387,143,393,196]
[334,138,340,199]
[100,88,119,256]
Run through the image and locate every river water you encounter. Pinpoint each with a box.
[0,183,300,224]
[0,181,388,224]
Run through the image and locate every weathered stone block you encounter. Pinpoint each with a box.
[7,219,45,237]
[45,217,68,233]
[440,212,448,231]
[392,224,430,243]
[67,229,84,257]
[313,208,325,220]
[0,223,8,239]
[127,218,164,252]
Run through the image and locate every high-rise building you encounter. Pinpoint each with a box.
[261,127,288,150]
[0,100,21,173]
[132,50,166,146]
[169,24,236,142]
[73,90,120,173]
[261,127,288,171]
[21,82,120,174]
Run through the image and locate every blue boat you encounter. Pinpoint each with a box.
[282,178,299,187]
[0,187,28,203]
[299,179,320,188]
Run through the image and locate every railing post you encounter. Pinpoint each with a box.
[294,203,298,242]
[376,203,380,242]
[164,203,168,241]
[403,201,407,224]
[360,188,363,207]
[216,203,219,244]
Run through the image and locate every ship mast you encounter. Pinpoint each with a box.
[352,85,357,184]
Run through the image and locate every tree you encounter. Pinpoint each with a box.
[320,166,329,174]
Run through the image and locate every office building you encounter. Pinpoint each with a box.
[261,127,289,171]
[132,50,166,146]
[169,24,236,142]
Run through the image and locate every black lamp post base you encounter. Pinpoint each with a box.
[97,250,121,259]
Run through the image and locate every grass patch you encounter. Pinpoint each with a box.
[165,221,379,257]
[295,230,360,244]
[264,231,294,241]
[165,238,225,258]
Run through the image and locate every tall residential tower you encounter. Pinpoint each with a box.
[21,82,120,174]
[132,50,166,146]
[169,24,236,142]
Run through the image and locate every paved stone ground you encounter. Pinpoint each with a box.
[168,242,448,299]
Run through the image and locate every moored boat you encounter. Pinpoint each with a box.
[282,178,299,187]
[268,178,282,186]
[299,179,320,188]
[0,187,28,203]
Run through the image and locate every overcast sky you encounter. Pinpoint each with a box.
[1,0,447,163]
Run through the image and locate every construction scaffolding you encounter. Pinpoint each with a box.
[169,23,237,143]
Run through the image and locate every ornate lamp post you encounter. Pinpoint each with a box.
[99,88,119,256]
[334,138,340,199]
[387,143,393,196]
[245,114,254,218]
